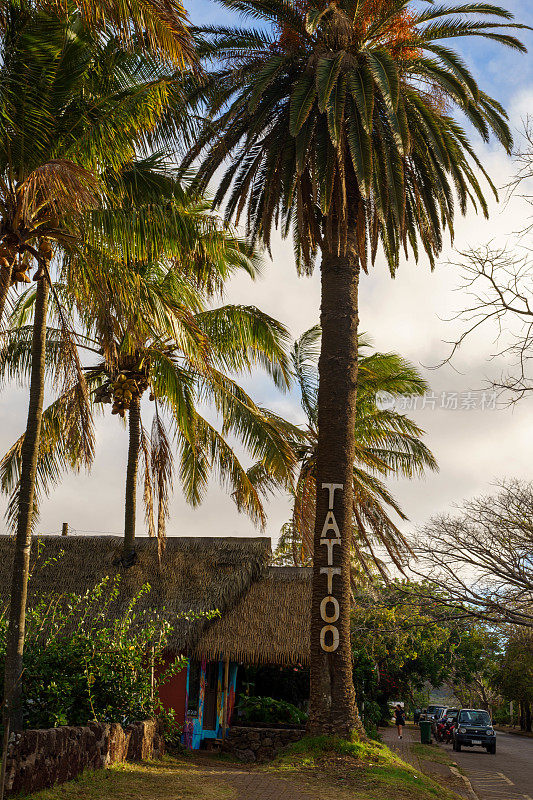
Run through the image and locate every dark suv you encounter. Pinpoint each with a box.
[452,709,496,754]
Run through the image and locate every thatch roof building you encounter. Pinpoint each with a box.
[196,567,311,666]
[0,535,311,664]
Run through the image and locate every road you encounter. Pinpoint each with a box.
[440,732,533,800]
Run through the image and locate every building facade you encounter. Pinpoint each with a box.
[0,535,311,750]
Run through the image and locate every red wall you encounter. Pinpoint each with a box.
[156,655,188,725]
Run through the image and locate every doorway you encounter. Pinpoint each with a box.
[203,662,219,731]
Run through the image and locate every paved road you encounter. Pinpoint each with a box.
[440,732,533,800]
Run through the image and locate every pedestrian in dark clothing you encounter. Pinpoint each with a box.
[394,704,405,739]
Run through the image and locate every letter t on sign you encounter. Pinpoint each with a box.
[322,483,343,509]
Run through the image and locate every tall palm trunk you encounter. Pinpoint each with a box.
[123,395,141,559]
[308,231,364,737]
[1,274,49,742]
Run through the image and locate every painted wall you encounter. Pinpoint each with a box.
[184,660,238,749]
[156,657,188,726]
[156,654,238,750]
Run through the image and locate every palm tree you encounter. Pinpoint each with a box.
[183,0,526,735]
[1,167,299,563]
[0,7,197,757]
[0,6,193,326]
[0,0,196,69]
[275,327,437,581]
[64,263,296,564]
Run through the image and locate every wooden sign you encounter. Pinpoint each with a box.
[319,483,343,652]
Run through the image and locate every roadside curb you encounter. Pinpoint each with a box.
[449,765,480,800]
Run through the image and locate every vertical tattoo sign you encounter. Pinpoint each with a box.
[319,482,343,652]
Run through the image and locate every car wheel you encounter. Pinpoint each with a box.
[455,741,461,752]
[488,742,496,755]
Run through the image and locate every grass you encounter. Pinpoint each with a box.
[263,735,462,800]
[21,736,462,800]
[412,742,455,766]
[20,757,236,800]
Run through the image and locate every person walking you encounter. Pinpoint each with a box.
[394,704,406,739]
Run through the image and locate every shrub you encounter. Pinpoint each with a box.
[238,696,308,726]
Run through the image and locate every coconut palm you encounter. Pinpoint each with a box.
[0,6,199,754]
[274,327,437,579]
[0,7,191,325]
[0,0,196,69]
[184,0,526,735]
[1,165,299,564]
[3,265,297,563]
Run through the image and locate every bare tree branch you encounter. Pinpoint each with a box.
[411,479,533,628]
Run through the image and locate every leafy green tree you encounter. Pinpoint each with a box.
[448,625,501,710]
[493,631,533,730]
[184,0,525,735]
[274,327,436,578]
[0,548,195,729]
[350,581,500,722]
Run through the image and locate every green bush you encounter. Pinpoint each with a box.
[238,695,308,726]
[360,699,382,739]
[492,705,512,725]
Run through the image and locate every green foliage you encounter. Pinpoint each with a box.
[157,708,183,751]
[493,632,533,703]
[0,556,191,729]
[187,0,524,277]
[351,579,499,715]
[239,664,309,707]
[238,696,308,726]
[352,581,452,701]
[359,699,382,739]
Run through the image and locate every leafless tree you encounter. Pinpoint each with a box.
[444,120,533,399]
[411,480,533,628]
[444,245,533,399]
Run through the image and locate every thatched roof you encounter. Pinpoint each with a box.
[195,567,311,666]
[0,535,271,653]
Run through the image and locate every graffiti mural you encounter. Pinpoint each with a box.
[183,718,194,749]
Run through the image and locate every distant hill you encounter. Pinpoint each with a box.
[429,684,461,706]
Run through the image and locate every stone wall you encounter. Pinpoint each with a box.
[4,719,164,797]
[222,725,304,763]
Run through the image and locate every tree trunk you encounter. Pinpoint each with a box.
[307,238,364,738]
[1,275,49,736]
[123,395,141,558]
[526,701,532,733]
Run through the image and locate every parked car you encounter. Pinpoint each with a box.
[436,708,459,743]
[424,704,443,722]
[452,709,496,754]
[431,707,448,739]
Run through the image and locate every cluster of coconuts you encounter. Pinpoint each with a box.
[0,242,26,284]
[94,370,154,417]
[0,238,52,285]
[110,373,149,417]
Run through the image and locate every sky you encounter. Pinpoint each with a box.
[2,1,533,550]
